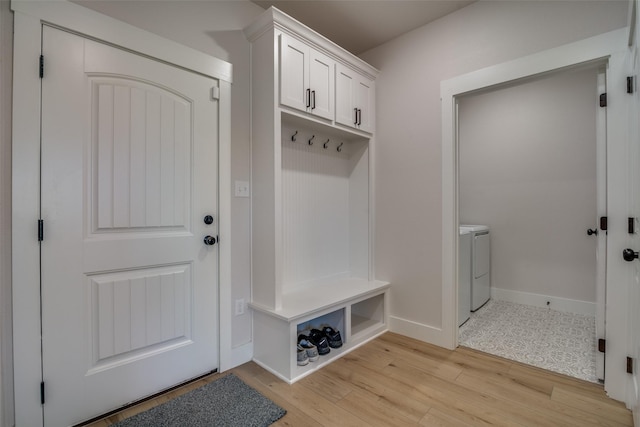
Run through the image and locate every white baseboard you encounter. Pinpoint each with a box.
[225,342,253,371]
[491,287,596,317]
[388,316,453,349]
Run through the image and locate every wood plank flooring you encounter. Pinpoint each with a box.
[84,332,633,426]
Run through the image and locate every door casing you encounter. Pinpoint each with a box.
[11,2,232,426]
[441,27,631,401]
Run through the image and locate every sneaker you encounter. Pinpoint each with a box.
[298,337,320,362]
[322,326,343,348]
[308,329,331,355]
[296,344,309,366]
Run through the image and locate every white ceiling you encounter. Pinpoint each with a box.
[251,0,475,54]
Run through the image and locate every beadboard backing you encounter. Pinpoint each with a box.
[281,123,369,293]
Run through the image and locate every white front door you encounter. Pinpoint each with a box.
[40,26,219,426]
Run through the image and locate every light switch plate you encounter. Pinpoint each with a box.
[235,181,250,197]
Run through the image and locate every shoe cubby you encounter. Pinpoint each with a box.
[252,285,389,383]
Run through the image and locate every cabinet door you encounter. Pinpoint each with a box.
[356,77,374,133]
[280,34,309,112]
[336,64,374,133]
[335,64,357,128]
[308,49,334,120]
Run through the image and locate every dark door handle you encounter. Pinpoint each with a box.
[311,90,316,110]
[204,235,217,246]
[354,108,358,125]
[623,248,639,261]
[587,228,598,236]
[306,88,311,108]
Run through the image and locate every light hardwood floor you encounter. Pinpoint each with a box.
[85,332,633,426]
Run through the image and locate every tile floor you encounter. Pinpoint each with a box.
[458,299,598,382]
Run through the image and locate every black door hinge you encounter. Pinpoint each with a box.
[600,216,608,231]
[40,381,45,405]
[629,218,636,234]
[38,219,44,242]
[599,93,607,107]
[598,338,606,353]
[39,55,44,79]
[627,357,634,374]
[627,76,634,94]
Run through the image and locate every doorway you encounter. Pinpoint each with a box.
[455,66,603,382]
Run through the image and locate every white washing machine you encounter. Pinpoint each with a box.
[458,228,471,326]
[460,225,491,311]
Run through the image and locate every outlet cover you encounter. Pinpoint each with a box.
[235,298,245,316]
[235,181,250,198]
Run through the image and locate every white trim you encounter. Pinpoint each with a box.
[490,288,596,317]
[11,2,233,424]
[11,0,232,83]
[441,27,629,400]
[218,80,233,372]
[388,316,449,348]
[230,342,254,368]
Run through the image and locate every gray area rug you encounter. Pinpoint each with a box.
[112,374,286,427]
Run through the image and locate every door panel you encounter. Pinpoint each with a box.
[309,49,334,120]
[41,27,219,426]
[280,34,308,112]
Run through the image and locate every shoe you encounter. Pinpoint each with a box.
[297,337,320,362]
[308,329,331,355]
[296,344,309,366]
[322,326,343,348]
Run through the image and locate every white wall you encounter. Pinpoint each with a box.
[0,1,12,425]
[74,0,264,349]
[359,1,627,337]
[459,67,598,304]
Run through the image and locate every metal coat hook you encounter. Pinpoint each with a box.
[337,142,343,152]
[291,130,298,142]
[308,135,315,146]
[323,139,330,149]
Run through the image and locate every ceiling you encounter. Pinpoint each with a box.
[251,0,475,55]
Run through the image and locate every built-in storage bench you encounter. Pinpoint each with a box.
[251,279,389,383]
[244,7,387,383]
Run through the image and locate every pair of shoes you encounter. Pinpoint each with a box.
[300,330,330,355]
[298,336,320,362]
[322,326,343,348]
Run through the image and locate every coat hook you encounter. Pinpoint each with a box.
[323,139,330,149]
[308,135,315,145]
[291,130,298,142]
[337,142,343,152]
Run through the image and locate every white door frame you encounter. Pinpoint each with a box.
[11,1,232,425]
[441,27,630,401]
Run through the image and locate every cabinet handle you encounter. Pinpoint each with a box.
[311,90,316,110]
[306,88,311,108]
[358,109,362,126]
[354,108,358,125]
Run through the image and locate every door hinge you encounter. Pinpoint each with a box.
[627,357,634,374]
[627,76,635,94]
[629,217,636,234]
[598,338,606,353]
[600,216,608,231]
[211,86,220,101]
[599,93,607,107]
[39,55,44,79]
[38,219,44,242]
[40,381,45,405]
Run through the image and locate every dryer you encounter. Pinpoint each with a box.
[458,228,471,326]
[460,225,491,311]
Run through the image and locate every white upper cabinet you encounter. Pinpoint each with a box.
[336,63,375,133]
[280,34,334,120]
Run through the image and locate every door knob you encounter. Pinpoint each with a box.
[623,248,639,262]
[587,228,598,236]
[204,215,214,225]
[203,235,217,246]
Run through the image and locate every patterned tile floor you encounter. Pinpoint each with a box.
[459,299,598,382]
